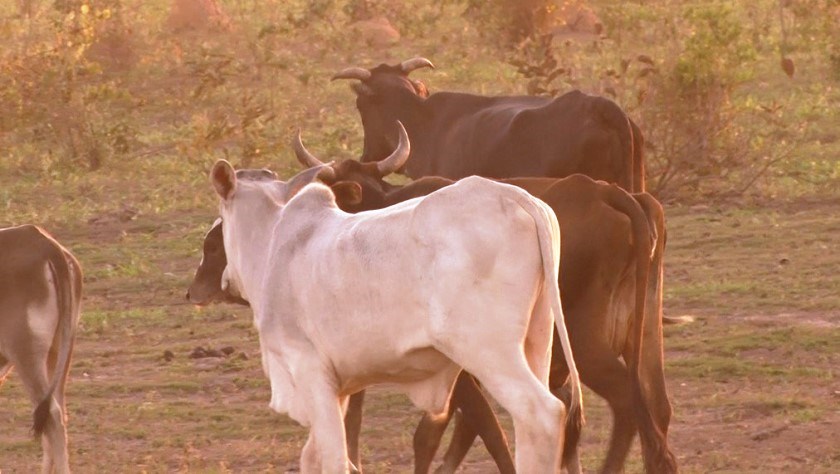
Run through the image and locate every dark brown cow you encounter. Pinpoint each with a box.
[295,129,676,474]
[0,225,83,474]
[332,57,645,192]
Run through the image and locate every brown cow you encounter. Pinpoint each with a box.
[295,129,677,474]
[0,225,83,474]
[332,57,645,192]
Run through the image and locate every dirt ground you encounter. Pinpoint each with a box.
[1,201,838,473]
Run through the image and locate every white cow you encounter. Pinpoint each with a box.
[210,128,583,473]
[0,225,83,474]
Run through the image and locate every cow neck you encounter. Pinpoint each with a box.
[397,99,433,179]
[361,92,428,169]
[224,187,283,306]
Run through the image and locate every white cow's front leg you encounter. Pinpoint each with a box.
[300,433,321,473]
[299,370,354,473]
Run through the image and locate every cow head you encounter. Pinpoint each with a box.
[209,162,330,302]
[293,121,411,213]
[332,57,433,165]
[185,218,250,307]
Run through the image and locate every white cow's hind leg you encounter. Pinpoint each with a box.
[474,357,565,473]
[525,286,555,386]
[438,312,564,473]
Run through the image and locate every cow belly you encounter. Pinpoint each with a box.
[336,344,453,396]
[341,346,460,416]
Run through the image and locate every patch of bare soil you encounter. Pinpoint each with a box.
[663,313,839,473]
[2,210,838,473]
[739,311,840,329]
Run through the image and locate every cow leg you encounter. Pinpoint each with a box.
[428,278,562,470]
[632,323,677,474]
[8,349,70,474]
[468,359,564,472]
[441,343,563,471]
[413,403,454,474]
[300,371,354,473]
[48,338,74,418]
[549,382,582,474]
[580,353,637,474]
[344,390,365,471]
[300,432,321,472]
[435,372,515,474]
[415,370,514,474]
[432,410,466,474]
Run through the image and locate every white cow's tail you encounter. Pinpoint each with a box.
[33,238,81,437]
[513,192,584,431]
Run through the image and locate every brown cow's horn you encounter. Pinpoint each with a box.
[376,121,411,177]
[292,129,324,168]
[399,57,434,74]
[292,130,336,181]
[331,67,371,81]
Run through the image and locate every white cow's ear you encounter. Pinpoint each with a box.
[210,160,237,200]
[284,164,334,201]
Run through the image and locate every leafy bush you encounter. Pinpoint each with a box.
[0,2,126,170]
[505,1,809,200]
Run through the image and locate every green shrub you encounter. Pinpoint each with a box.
[504,1,810,200]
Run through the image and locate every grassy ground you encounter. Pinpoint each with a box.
[1,200,836,473]
[1,1,838,472]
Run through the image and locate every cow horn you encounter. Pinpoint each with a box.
[400,57,434,74]
[292,130,336,181]
[376,121,411,177]
[331,67,371,81]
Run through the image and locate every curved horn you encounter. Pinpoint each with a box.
[400,57,435,74]
[292,129,325,168]
[376,121,411,177]
[292,130,336,181]
[331,67,371,81]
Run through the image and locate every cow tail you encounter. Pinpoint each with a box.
[513,191,584,431]
[604,185,654,394]
[619,192,679,473]
[33,241,81,437]
[629,118,646,192]
[598,98,636,192]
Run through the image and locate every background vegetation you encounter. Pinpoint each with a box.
[1,0,838,472]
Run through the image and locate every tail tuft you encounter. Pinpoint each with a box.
[32,397,52,437]
[567,389,585,431]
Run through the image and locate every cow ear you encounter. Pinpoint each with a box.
[411,79,429,98]
[210,160,236,200]
[284,164,334,201]
[331,181,363,206]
